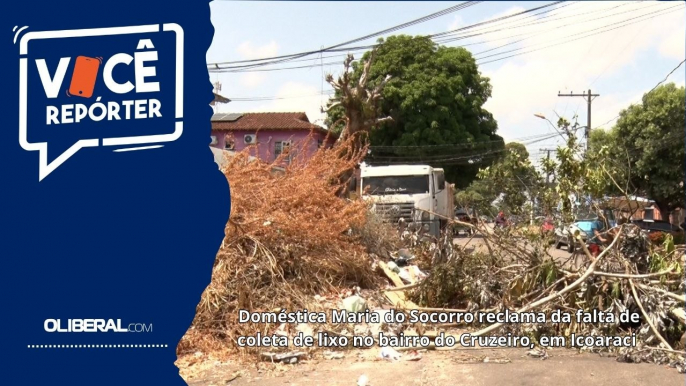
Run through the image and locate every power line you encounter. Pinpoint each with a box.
[228,90,335,102]
[430,1,569,39]
[215,2,676,78]
[366,133,561,163]
[368,132,559,150]
[210,2,680,73]
[587,14,645,88]
[593,58,686,129]
[212,60,344,73]
[210,1,582,72]
[453,0,655,63]
[433,0,638,44]
[558,90,599,151]
[208,1,566,71]
[216,1,578,72]
[552,2,649,115]
[475,3,682,64]
[647,58,686,94]
[222,5,672,100]
[208,1,481,70]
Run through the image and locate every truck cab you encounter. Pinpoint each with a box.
[359,164,454,236]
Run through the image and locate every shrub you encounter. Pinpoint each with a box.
[648,231,666,245]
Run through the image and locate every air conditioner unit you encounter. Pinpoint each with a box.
[244,134,256,144]
[210,135,217,145]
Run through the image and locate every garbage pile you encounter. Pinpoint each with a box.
[393,220,686,371]
[178,137,387,356]
[178,139,684,373]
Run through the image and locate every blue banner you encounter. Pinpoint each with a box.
[0,1,230,384]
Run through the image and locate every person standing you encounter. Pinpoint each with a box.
[495,211,507,228]
[587,216,608,257]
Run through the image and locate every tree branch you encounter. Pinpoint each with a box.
[468,230,622,338]
[628,277,673,350]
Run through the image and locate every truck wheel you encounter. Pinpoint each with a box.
[555,242,562,250]
[568,244,575,253]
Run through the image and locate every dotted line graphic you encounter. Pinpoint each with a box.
[28,344,169,348]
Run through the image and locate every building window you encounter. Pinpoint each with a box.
[318,139,323,148]
[644,207,655,222]
[275,141,291,163]
[225,138,235,150]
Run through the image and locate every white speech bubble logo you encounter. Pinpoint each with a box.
[18,23,184,181]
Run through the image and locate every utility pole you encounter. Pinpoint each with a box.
[558,89,599,150]
[539,148,557,184]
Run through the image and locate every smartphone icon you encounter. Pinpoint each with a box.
[68,56,101,98]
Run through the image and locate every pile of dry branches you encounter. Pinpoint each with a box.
[406,220,685,370]
[179,136,383,355]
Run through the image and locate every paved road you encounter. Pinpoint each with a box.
[183,348,684,386]
[453,232,573,264]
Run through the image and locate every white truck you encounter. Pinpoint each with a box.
[359,164,455,236]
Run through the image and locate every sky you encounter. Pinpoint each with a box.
[206,1,685,163]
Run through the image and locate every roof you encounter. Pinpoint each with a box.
[603,196,655,212]
[212,113,243,121]
[211,112,336,137]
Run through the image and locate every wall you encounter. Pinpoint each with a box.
[210,129,335,164]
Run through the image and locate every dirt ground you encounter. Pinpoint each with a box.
[181,347,684,386]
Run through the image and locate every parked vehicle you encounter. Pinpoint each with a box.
[631,219,683,236]
[360,164,455,237]
[454,208,478,236]
[540,217,555,235]
[555,221,592,253]
[555,208,615,253]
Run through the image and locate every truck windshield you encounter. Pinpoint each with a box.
[362,175,430,196]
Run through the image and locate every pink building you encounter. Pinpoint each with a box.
[210,112,337,165]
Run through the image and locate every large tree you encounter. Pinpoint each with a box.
[476,143,542,216]
[455,178,497,215]
[324,50,391,150]
[326,35,503,187]
[600,83,685,213]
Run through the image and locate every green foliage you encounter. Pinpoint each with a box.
[648,234,682,276]
[326,35,503,187]
[595,83,686,212]
[455,179,497,215]
[539,117,617,224]
[412,252,498,308]
[648,231,667,245]
[553,118,586,223]
[477,143,542,216]
[542,260,558,286]
[412,261,465,307]
[611,281,621,299]
[662,233,675,254]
